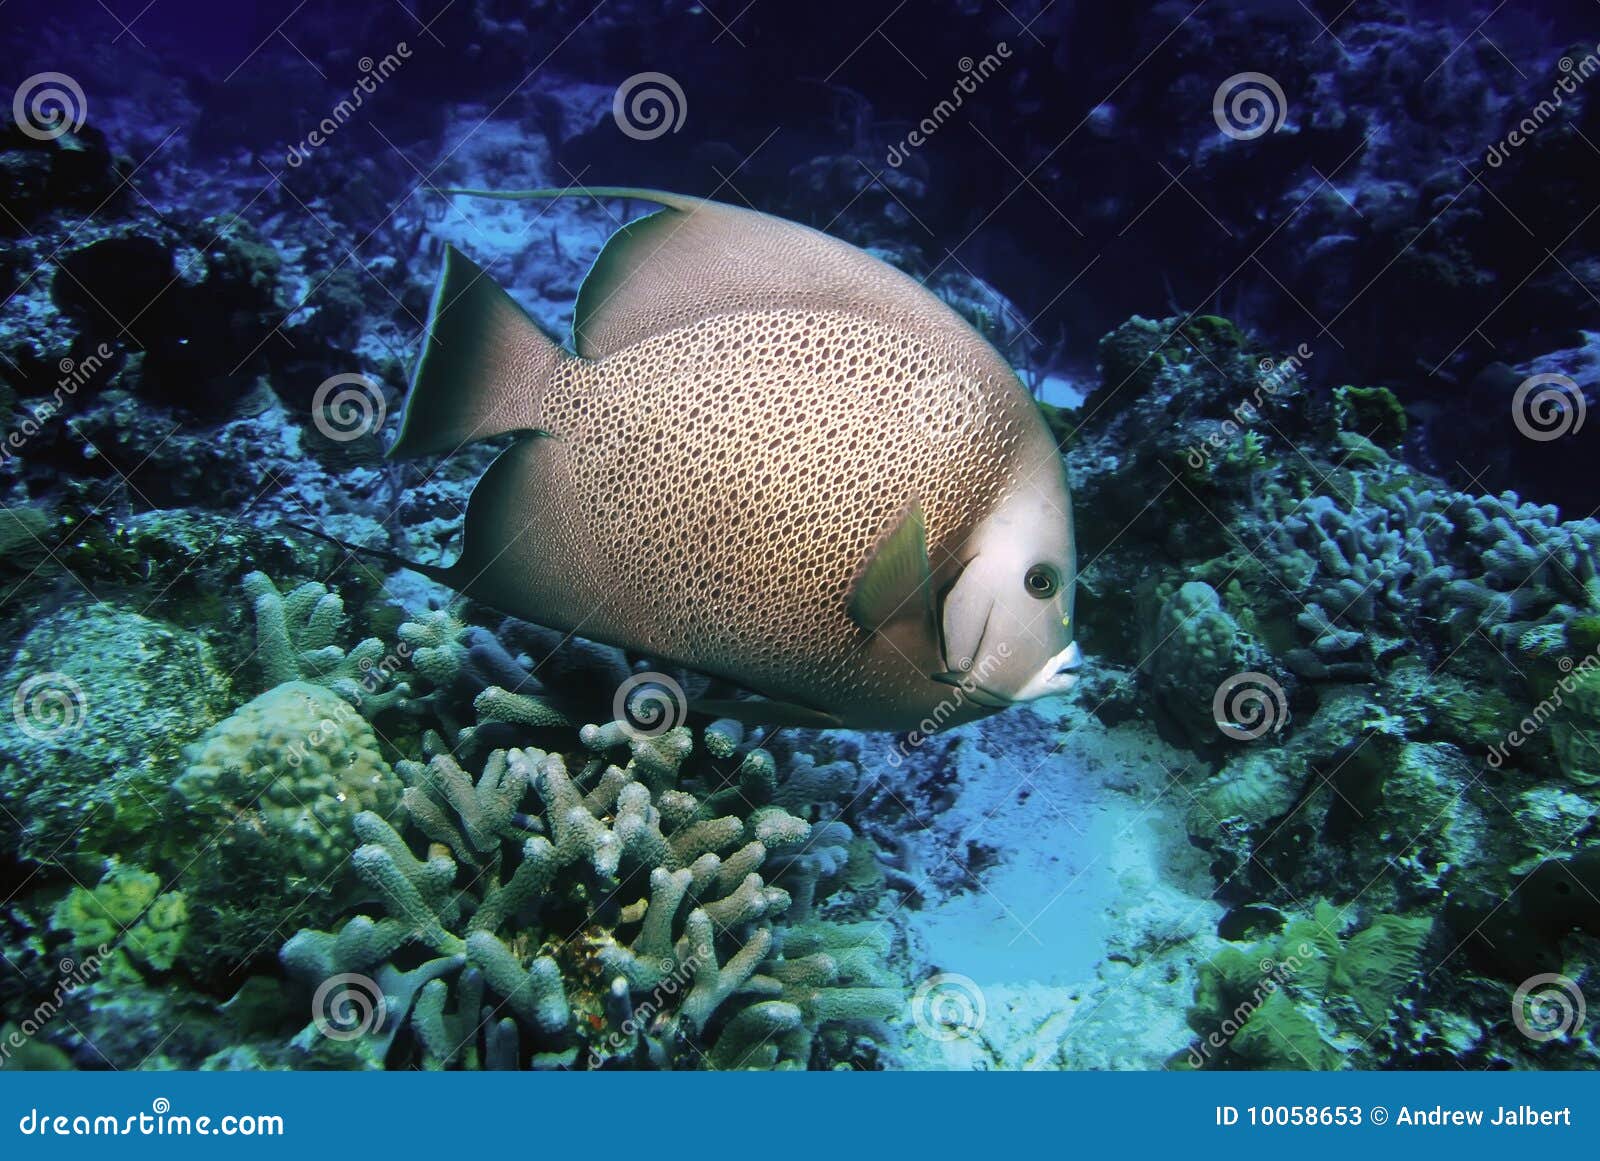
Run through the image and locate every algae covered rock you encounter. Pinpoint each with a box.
[1548,664,1600,786]
[1185,901,1434,1069]
[0,602,232,871]
[1146,581,1284,753]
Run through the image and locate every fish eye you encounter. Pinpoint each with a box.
[1024,563,1060,600]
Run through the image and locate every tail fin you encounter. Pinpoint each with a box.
[389,245,563,460]
[281,522,461,590]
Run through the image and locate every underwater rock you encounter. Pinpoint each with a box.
[0,602,232,872]
[0,121,129,231]
[1146,580,1283,755]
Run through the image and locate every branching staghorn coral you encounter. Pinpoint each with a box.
[281,718,901,1070]
[243,571,411,714]
[1267,484,1600,670]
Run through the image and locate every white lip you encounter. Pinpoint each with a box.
[1013,640,1083,702]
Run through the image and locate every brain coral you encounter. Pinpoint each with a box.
[172,681,402,951]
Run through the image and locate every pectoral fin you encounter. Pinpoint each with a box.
[848,502,936,634]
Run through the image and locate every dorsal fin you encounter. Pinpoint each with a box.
[443,186,976,359]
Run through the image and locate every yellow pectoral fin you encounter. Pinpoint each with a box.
[848,501,935,633]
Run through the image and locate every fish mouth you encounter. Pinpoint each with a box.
[1013,641,1084,702]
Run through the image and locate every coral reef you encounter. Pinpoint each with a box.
[1,0,1597,1076]
[0,602,232,873]
[276,722,900,1070]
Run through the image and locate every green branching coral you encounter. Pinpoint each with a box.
[280,719,899,1070]
[396,607,469,695]
[243,571,410,714]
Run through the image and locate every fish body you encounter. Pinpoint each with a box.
[389,188,1080,732]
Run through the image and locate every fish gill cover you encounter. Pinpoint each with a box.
[0,0,1594,1073]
